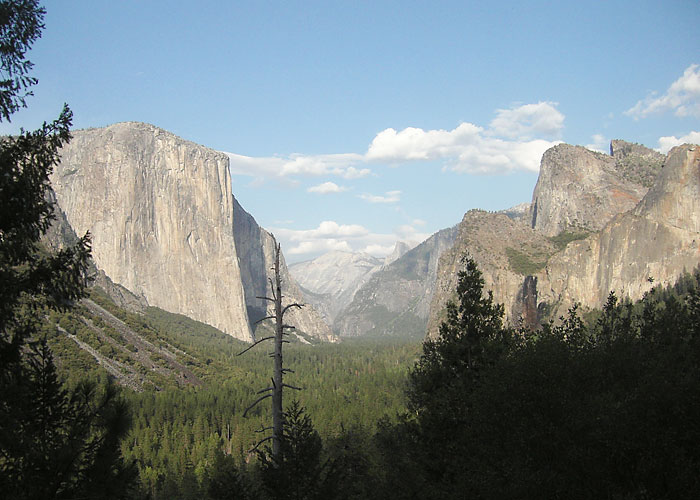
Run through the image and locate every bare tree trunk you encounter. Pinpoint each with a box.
[271,242,284,459]
[240,239,303,460]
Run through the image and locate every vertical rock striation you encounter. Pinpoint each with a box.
[51,122,253,341]
[289,251,384,324]
[335,226,457,337]
[426,211,554,338]
[428,142,697,338]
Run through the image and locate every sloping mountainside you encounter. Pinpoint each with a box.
[427,141,698,337]
[289,251,384,323]
[50,122,330,342]
[233,198,335,341]
[334,226,457,337]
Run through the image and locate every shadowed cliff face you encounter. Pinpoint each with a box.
[51,122,253,341]
[426,211,555,338]
[332,226,457,338]
[233,198,336,342]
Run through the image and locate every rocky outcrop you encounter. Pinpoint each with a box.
[428,142,697,338]
[335,225,457,337]
[289,251,384,324]
[44,188,149,313]
[51,122,253,341]
[539,144,700,318]
[233,198,335,341]
[529,143,661,237]
[426,211,555,337]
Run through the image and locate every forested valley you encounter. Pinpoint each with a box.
[2,2,700,499]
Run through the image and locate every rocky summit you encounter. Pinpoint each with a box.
[529,141,662,237]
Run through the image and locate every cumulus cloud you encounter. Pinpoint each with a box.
[358,190,401,204]
[489,101,564,139]
[225,101,565,186]
[626,64,700,119]
[586,134,608,153]
[657,131,700,154]
[365,107,562,174]
[224,152,368,181]
[307,181,347,194]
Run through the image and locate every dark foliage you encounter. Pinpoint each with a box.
[382,259,700,499]
[0,2,135,497]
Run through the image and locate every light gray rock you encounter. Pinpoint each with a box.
[539,143,700,318]
[289,251,383,323]
[528,143,658,237]
[51,122,253,341]
[427,142,698,338]
[384,241,411,265]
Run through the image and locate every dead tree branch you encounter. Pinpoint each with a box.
[243,393,272,418]
[237,336,274,356]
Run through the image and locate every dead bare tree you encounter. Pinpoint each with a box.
[239,240,303,459]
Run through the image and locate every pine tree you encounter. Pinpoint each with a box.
[0,1,135,497]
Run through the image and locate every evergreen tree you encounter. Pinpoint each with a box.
[0,1,135,497]
[258,401,327,500]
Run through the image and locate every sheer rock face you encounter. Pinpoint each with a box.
[233,198,336,341]
[51,122,253,341]
[334,226,457,337]
[528,143,661,237]
[539,144,700,318]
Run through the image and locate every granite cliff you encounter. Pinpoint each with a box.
[529,142,663,236]
[539,144,700,318]
[428,141,697,337]
[51,122,329,342]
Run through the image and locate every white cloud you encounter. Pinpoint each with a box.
[286,239,353,255]
[489,101,564,140]
[224,152,368,182]
[626,64,700,119]
[225,102,565,186]
[307,181,347,194]
[358,190,401,204]
[657,131,700,154]
[364,106,562,174]
[586,134,608,153]
[366,122,483,162]
[360,243,396,256]
[412,218,427,226]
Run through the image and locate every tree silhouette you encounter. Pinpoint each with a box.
[0,2,135,497]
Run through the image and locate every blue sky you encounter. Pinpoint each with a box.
[4,1,699,262]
